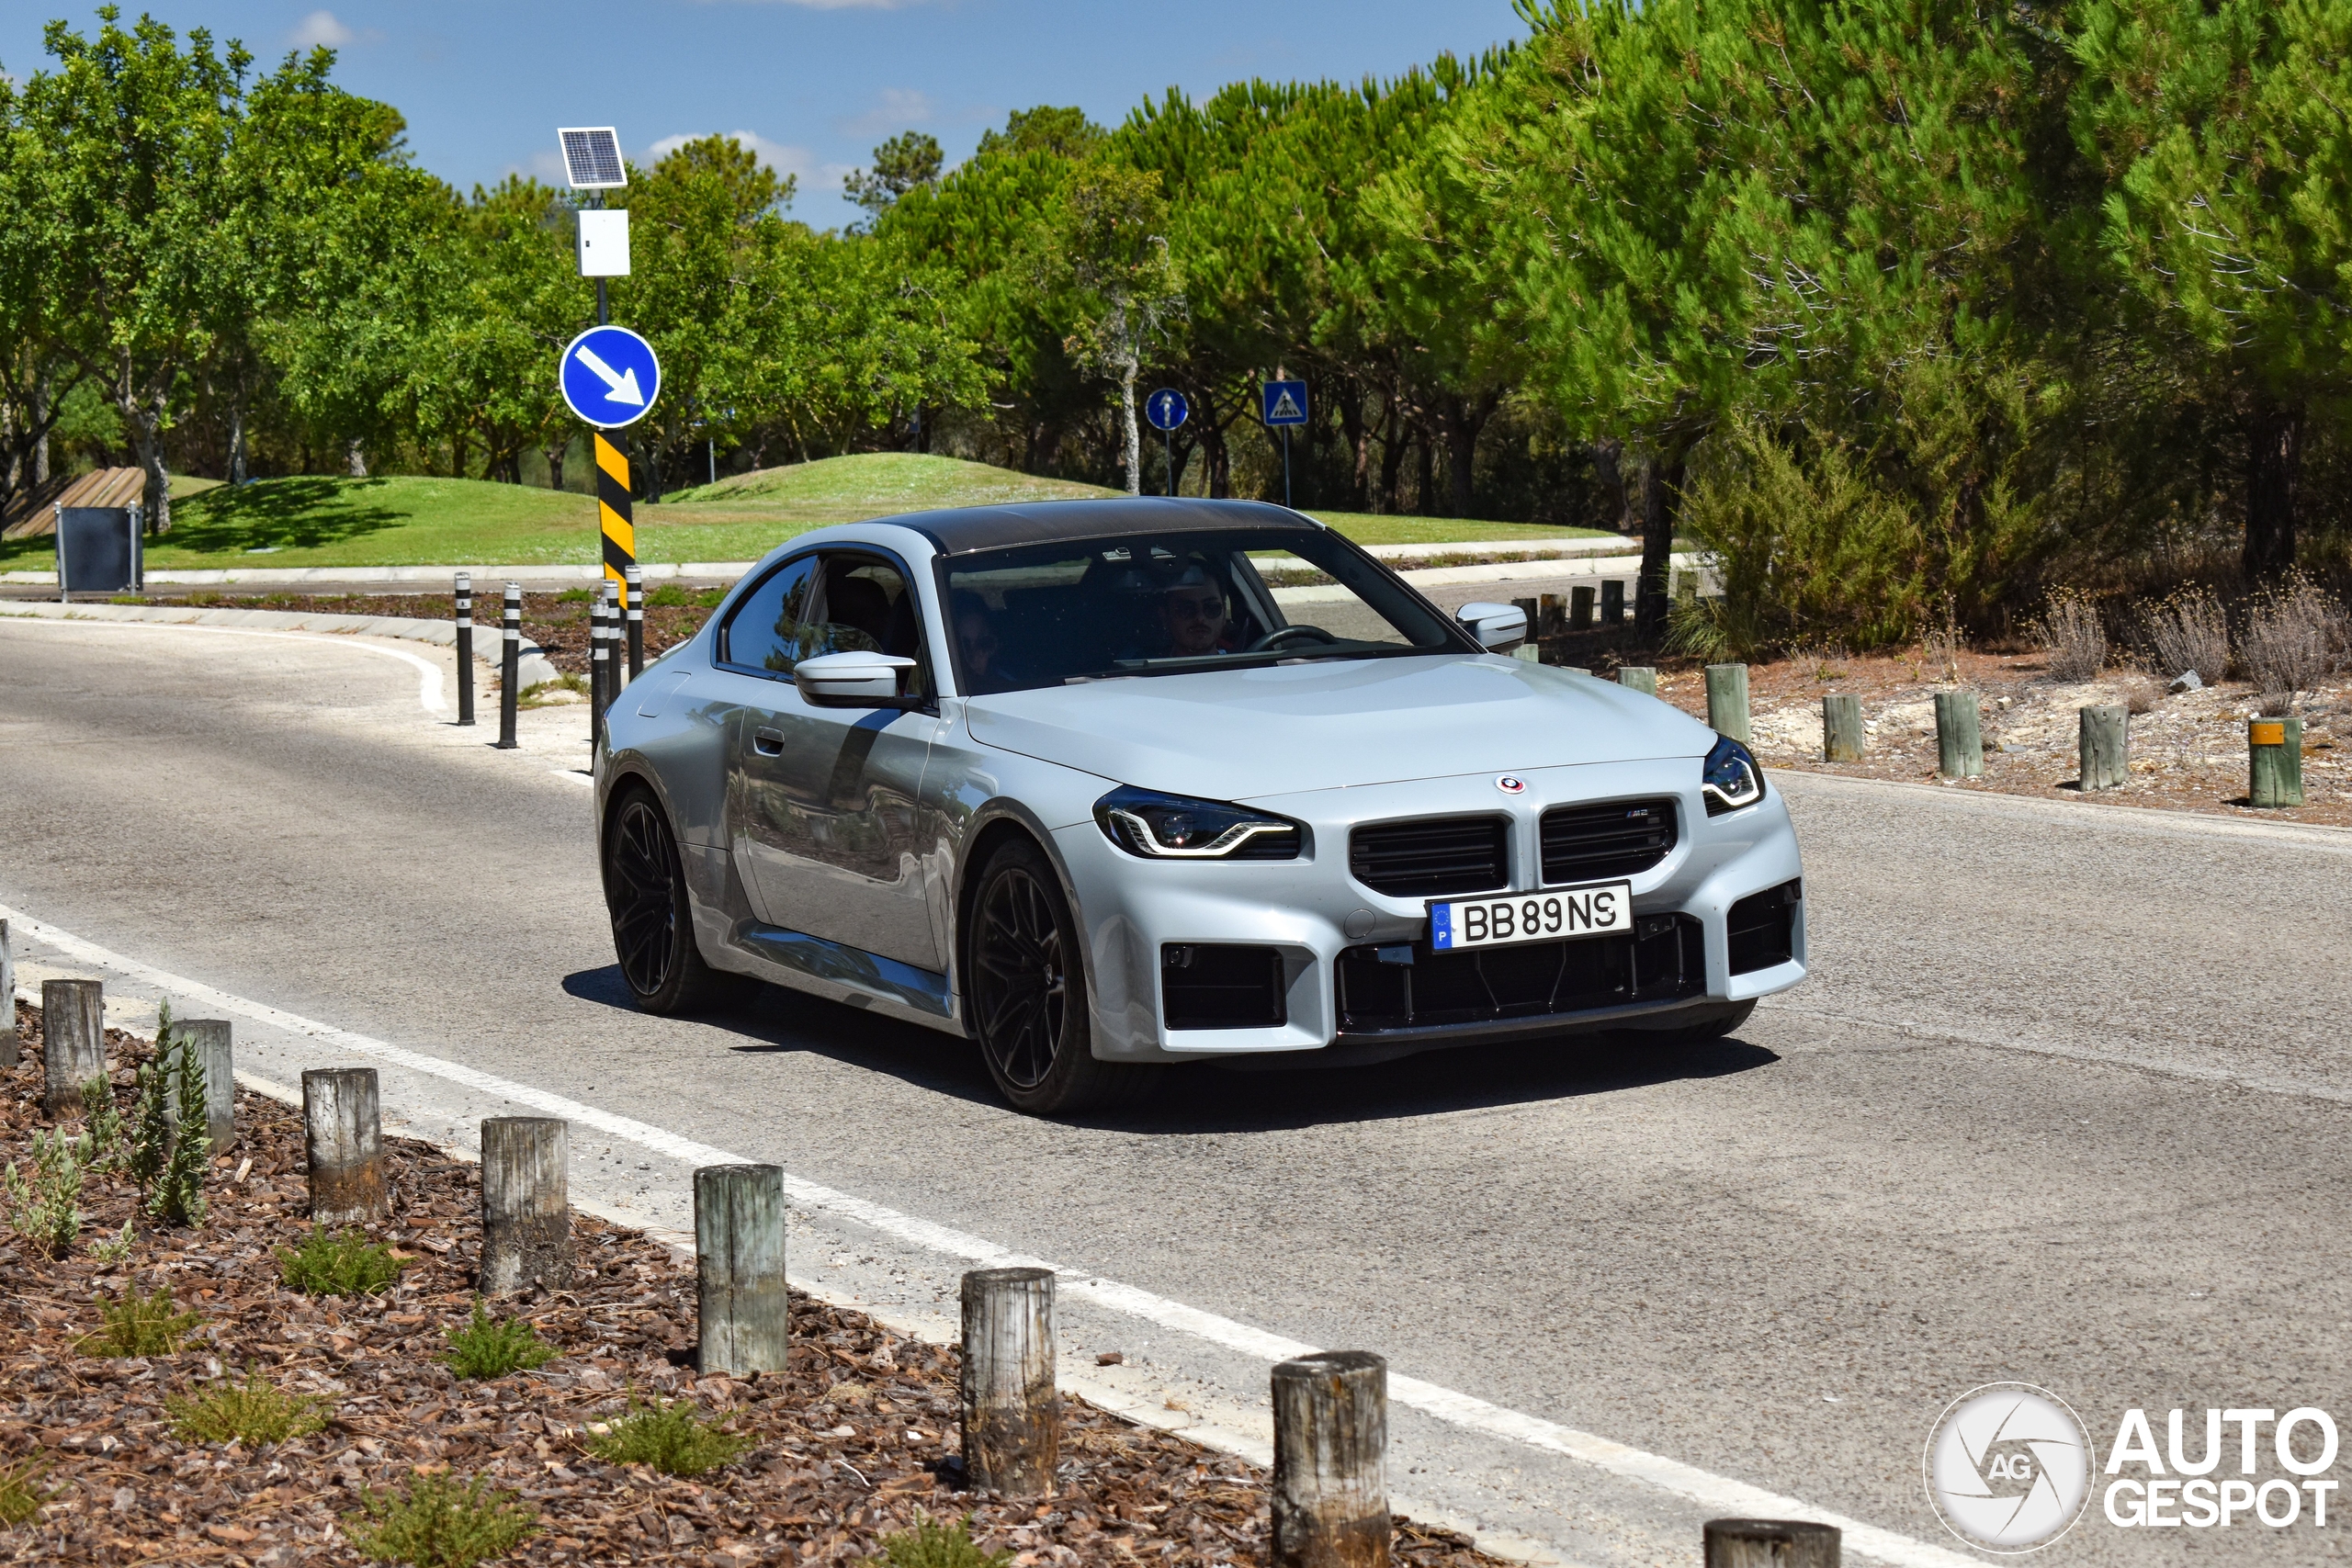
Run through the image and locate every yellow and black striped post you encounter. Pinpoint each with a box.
[594,431,635,608]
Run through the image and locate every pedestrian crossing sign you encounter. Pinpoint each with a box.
[1261,379,1308,427]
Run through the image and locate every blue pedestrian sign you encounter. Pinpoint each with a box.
[1261,378,1308,427]
[1146,389,1189,432]
[560,325,662,429]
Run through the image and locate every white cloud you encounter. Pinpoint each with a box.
[840,87,935,140]
[640,130,848,201]
[699,0,922,8]
[290,11,353,48]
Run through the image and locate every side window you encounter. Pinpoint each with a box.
[814,554,933,696]
[720,557,817,675]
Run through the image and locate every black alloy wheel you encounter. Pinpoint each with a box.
[603,790,738,1014]
[967,839,1153,1115]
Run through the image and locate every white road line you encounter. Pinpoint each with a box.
[0,900,1975,1568]
[0,614,445,716]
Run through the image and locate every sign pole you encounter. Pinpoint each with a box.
[1165,428,1174,497]
[1283,427,1292,510]
[594,432,634,609]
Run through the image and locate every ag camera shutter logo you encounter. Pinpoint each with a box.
[1924,1383,2093,1552]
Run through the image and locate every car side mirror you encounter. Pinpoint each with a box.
[793,651,922,708]
[1455,601,1528,651]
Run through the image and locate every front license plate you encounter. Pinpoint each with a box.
[1429,882,1634,952]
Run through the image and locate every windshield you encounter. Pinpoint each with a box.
[940,527,1464,694]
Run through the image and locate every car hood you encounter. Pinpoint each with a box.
[962,655,1715,800]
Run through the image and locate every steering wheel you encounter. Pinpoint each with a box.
[1245,624,1340,654]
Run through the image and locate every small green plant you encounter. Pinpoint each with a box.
[166,1366,332,1446]
[3,1126,87,1259]
[76,1281,203,1357]
[876,1513,1014,1568]
[345,1472,537,1568]
[443,1298,557,1380]
[583,1395,751,1476]
[277,1227,403,1296]
[80,1076,126,1169]
[90,1218,135,1266]
[0,1454,53,1526]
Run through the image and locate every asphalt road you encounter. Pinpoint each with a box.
[4,615,2348,1567]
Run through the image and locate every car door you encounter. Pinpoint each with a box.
[717,548,945,972]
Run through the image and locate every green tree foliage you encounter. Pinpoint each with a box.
[845,130,942,222]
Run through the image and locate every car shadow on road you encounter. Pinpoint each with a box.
[564,965,1780,1131]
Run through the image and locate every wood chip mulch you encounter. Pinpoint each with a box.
[0,1001,1501,1568]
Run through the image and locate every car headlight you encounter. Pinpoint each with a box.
[1093,786,1303,860]
[1702,734,1764,815]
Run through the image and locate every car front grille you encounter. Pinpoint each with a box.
[1348,817,1508,897]
[1161,943,1287,1030]
[1335,915,1704,1032]
[1541,797,1678,884]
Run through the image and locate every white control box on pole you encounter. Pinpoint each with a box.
[577,209,630,276]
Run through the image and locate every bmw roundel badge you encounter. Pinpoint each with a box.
[1496,774,1527,795]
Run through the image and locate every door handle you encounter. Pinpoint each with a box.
[752,727,784,756]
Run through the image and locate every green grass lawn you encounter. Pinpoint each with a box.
[0,453,1610,571]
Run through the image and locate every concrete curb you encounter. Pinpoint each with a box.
[0,599,564,690]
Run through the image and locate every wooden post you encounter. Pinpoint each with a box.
[40,978,105,1118]
[1272,1350,1389,1568]
[2078,705,2128,791]
[1618,666,1658,695]
[695,1163,789,1375]
[302,1067,386,1225]
[1822,694,1863,762]
[0,918,16,1069]
[1510,597,1541,663]
[480,1117,571,1295]
[1702,1519,1840,1567]
[2249,716,2304,807]
[1600,579,1626,625]
[1569,584,1595,630]
[961,1266,1057,1495]
[1705,663,1751,743]
[1934,691,1984,779]
[163,1020,235,1152]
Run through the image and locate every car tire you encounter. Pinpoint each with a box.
[967,837,1154,1116]
[603,788,744,1016]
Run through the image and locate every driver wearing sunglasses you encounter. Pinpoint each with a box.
[1157,567,1238,657]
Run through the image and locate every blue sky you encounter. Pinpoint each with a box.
[5,2,1530,224]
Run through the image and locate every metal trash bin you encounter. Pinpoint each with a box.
[56,504,142,598]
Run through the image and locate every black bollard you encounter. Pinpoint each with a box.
[624,564,644,680]
[454,572,475,727]
[496,582,520,749]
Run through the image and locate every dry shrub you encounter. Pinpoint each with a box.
[2033,592,2107,682]
[2137,588,2230,684]
[2120,673,2164,716]
[2238,575,2350,706]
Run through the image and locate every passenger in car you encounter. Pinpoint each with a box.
[952,591,1023,694]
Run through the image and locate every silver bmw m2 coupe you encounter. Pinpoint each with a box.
[596,498,1806,1113]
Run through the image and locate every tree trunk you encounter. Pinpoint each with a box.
[544,437,568,491]
[1634,455,1685,640]
[1339,383,1370,511]
[126,400,173,534]
[345,439,368,479]
[1415,434,1436,516]
[31,368,51,488]
[228,400,249,486]
[1592,438,1629,534]
[2245,393,2301,579]
[1119,357,1141,496]
[1378,404,1408,515]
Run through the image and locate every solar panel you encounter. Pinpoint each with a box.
[557,127,627,189]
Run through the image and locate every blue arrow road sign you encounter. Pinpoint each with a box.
[1146,389,1189,432]
[1261,378,1308,427]
[560,325,662,428]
